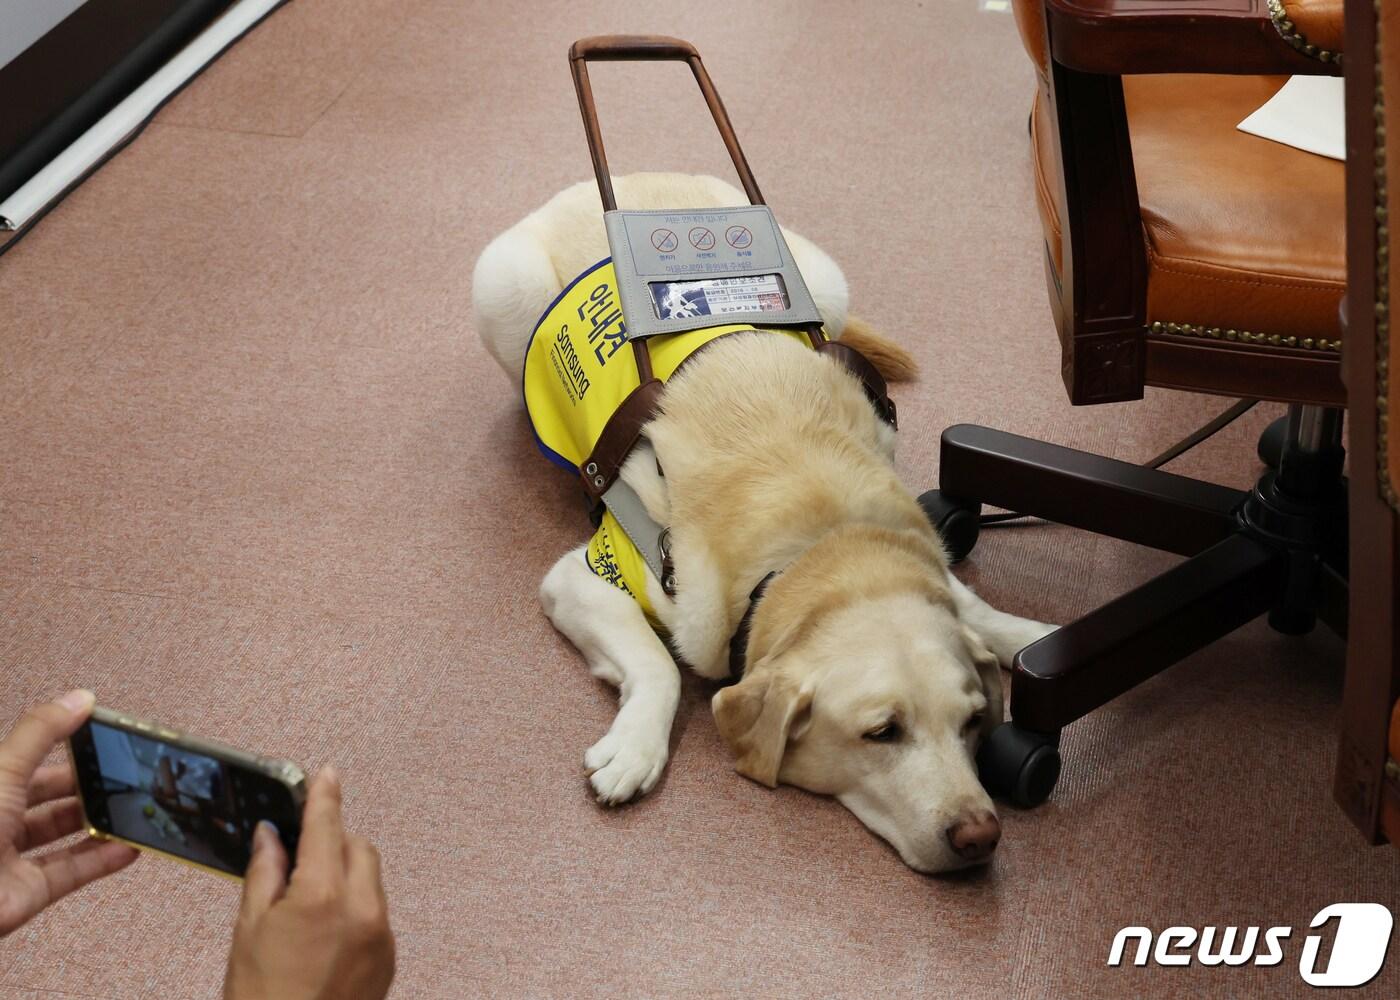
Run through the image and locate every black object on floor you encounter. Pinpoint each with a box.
[0,0,233,204]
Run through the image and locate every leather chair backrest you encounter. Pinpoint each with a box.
[1385,1,1400,499]
[1380,0,1400,777]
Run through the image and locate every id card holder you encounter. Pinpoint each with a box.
[604,204,824,340]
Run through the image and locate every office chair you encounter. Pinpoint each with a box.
[922,0,1348,806]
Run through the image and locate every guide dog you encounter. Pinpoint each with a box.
[473,173,1054,872]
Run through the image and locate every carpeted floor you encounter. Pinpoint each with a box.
[1,1,1396,997]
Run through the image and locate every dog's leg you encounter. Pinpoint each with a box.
[541,546,681,805]
[948,575,1057,668]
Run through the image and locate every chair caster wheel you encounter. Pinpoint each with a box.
[918,490,981,563]
[1258,415,1287,469]
[977,723,1061,808]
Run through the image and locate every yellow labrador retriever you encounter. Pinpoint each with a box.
[473,173,1054,872]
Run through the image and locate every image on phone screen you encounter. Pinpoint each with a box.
[83,721,256,875]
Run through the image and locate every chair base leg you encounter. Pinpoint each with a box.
[1010,533,1281,733]
[929,406,1350,806]
[939,423,1244,557]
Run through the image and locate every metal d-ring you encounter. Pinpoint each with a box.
[658,528,677,596]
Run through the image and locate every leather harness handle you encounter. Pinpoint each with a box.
[569,35,699,61]
[566,36,875,507]
[567,33,826,353]
[568,34,764,212]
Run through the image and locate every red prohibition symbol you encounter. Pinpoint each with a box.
[688,226,716,250]
[725,225,752,249]
[650,228,678,252]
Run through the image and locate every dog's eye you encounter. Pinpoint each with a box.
[964,711,986,733]
[863,721,901,743]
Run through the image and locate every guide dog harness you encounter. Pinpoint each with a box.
[523,257,896,624]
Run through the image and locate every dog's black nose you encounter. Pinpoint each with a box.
[946,811,1000,861]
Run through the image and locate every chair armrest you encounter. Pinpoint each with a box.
[1046,0,1342,76]
[1274,0,1344,59]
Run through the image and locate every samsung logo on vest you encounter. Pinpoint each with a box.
[553,326,591,399]
[1108,904,1393,987]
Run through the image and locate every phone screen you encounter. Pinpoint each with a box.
[70,719,301,877]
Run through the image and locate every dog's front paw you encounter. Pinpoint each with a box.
[584,716,668,806]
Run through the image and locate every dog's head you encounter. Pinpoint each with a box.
[711,530,1003,874]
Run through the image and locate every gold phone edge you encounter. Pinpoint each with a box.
[65,707,309,883]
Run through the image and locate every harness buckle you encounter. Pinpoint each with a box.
[659,528,677,596]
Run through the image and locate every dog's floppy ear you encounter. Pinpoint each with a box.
[711,670,813,788]
[961,626,1004,731]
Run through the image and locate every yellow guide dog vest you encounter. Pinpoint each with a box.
[523,258,812,619]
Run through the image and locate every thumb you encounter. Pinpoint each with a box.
[238,821,288,924]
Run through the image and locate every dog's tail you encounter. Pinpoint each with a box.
[837,315,918,382]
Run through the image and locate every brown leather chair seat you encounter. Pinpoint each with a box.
[1032,74,1345,348]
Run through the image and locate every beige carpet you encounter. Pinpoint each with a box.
[1,1,1396,997]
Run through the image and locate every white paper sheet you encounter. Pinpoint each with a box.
[0,0,282,230]
[1237,75,1345,161]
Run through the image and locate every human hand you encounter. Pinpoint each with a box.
[223,768,394,1000]
[0,690,139,936]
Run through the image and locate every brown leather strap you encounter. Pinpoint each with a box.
[631,336,653,381]
[669,327,896,427]
[580,378,665,501]
[816,340,898,428]
[581,333,896,503]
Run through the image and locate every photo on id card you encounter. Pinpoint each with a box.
[649,273,790,320]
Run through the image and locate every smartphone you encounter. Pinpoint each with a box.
[68,706,306,880]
